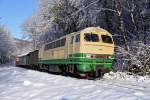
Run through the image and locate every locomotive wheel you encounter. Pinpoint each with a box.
[94,67,104,78]
[66,64,76,74]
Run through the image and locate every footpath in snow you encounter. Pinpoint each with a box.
[0,66,150,100]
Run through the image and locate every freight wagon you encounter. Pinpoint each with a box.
[16,50,38,67]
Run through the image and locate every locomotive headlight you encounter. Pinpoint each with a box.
[108,55,114,59]
[86,54,96,58]
[86,54,91,58]
[108,56,112,59]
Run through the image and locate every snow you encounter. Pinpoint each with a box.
[23,80,32,86]
[0,66,150,100]
[103,71,150,82]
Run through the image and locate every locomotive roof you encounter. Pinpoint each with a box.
[44,27,112,46]
[80,27,112,36]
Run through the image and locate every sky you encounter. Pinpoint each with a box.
[0,0,37,39]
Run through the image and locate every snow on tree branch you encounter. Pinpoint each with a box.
[0,25,16,64]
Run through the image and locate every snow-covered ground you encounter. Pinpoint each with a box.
[0,66,150,100]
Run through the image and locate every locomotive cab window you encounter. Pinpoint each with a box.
[84,33,99,42]
[101,35,113,44]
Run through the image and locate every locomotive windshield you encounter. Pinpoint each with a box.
[84,33,99,42]
[101,35,113,44]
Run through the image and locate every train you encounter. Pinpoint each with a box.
[16,27,115,78]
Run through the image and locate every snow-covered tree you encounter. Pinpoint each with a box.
[22,0,150,75]
[0,25,16,64]
[115,41,150,75]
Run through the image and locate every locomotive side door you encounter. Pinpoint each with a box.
[70,36,74,54]
[68,36,74,57]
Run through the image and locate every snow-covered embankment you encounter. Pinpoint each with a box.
[0,66,150,100]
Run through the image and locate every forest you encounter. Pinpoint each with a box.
[0,24,16,64]
[0,0,150,75]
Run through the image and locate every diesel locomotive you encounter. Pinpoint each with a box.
[16,27,115,78]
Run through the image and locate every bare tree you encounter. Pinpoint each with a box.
[115,41,150,75]
[22,0,150,75]
[0,25,16,64]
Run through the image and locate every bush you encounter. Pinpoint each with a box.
[114,41,150,76]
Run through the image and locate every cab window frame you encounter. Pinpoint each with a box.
[101,35,113,44]
[84,33,100,42]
